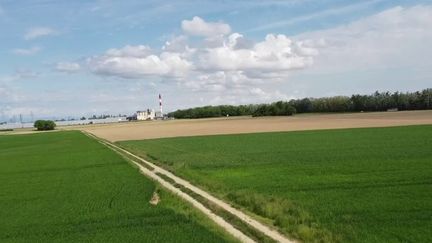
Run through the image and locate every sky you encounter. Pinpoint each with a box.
[1,0,432,120]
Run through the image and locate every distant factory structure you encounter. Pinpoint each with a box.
[136,109,156,120]
[133,94,165,121]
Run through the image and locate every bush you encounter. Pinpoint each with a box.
[34,120,56,131]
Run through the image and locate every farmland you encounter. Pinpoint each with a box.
[119,125,432,242]
[0,131,234,242]
[78,110,432,142]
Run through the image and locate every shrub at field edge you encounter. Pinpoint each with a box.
[33,120,56,131]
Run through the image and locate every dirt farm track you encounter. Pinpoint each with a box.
[67,110,432,142]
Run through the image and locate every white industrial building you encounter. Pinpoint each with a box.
[136,109,155,120]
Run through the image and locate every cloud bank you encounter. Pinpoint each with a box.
[296,5,432,73]
[85,16,317,96]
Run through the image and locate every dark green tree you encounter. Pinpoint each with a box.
[34,120,56,131]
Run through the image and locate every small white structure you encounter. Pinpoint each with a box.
[136,109,155,120]
[155,111,163,119]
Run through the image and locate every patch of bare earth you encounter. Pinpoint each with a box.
[77,110,432,142]
[149,191,160,206]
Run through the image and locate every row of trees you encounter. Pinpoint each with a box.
[168,105,257,119]
[290,89,432,113]
[168,102,297,118]
[168,89,432,119]
[252,101,296,117]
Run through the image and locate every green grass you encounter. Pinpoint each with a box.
[0,131,234,242]
[155,172,275,243]
[119,125,432,242]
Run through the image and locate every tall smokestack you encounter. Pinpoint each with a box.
[159,94,163,115]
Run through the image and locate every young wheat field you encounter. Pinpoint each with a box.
[0,131,234,242]
[119,125,432,242]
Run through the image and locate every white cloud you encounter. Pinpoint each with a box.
[162,35,190,53]
[88,46,192,78]
[182,16,231,37]
[24,27,57,40]
[12,46,41,55]
[198,33,316,72]
[55,62,81,73]
[105,45,152,57]
[182,71,250,92]
[296,5,432,73]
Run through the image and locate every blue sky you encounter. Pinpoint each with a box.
[1,0,431,120]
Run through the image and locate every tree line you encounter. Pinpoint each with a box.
[290,89,432,113]
[168,89,432,119]
[168,102,298,118]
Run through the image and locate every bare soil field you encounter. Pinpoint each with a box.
[74,110,432,142]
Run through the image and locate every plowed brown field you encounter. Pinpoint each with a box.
[74,110,432,142]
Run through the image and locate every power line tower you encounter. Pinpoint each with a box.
[19,114,23,128]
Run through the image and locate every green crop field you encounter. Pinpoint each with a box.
[119,125,432,243]
[0,131,233,242]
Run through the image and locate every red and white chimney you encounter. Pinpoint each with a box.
[159,94,163,115]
